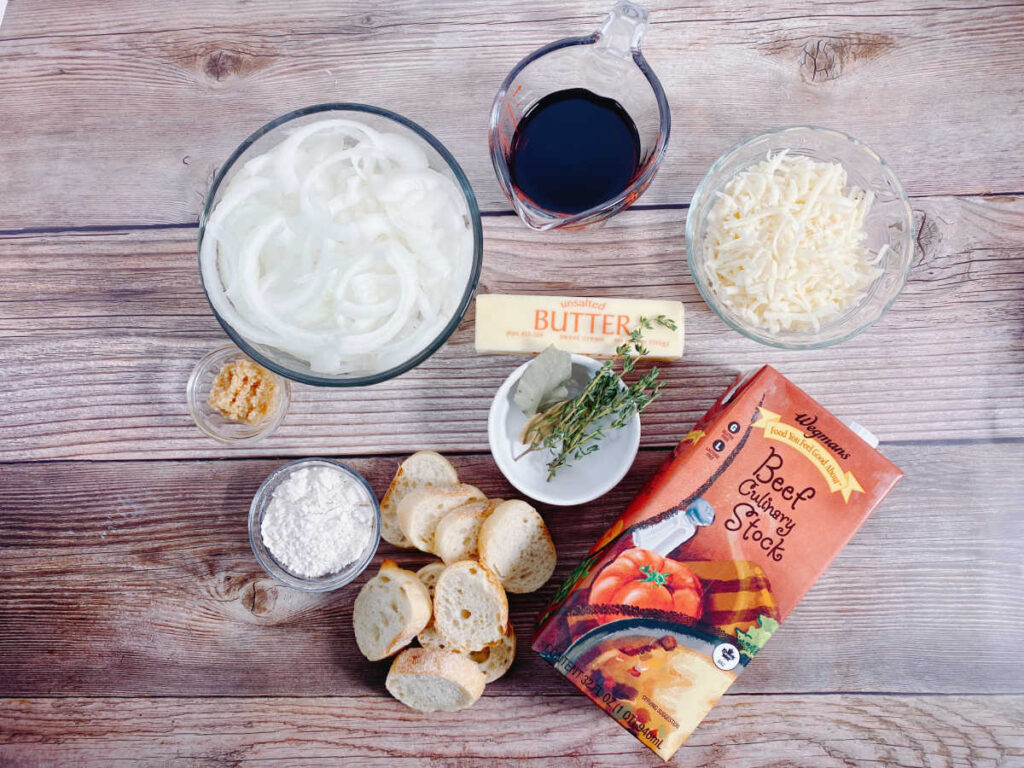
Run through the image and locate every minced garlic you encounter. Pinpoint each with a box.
[208,359,277,425]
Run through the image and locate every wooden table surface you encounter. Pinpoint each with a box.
[2,1,1023,765]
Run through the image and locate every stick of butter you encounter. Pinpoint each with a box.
[475,294,684,359]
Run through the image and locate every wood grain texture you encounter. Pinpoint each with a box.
[1,197,1021,461]
[2,445,1022,698]
[1,694,1021,767]
[1,1,1023,227]
[1,2,1023,764]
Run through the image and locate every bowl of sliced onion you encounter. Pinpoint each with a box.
[686,126,914,349]
[198,104,483,385]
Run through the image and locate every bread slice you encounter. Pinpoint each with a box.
[420,619,516,684]
[380,452,459,548]
[414,561,446,652]
[398,484,485,554]
[415,557,472,651]
[465,622,516,683]
[434,498,503,565]
[417,620,449,651]
[433,560,508,652]
[478,500,557,594]
[385,647,485,713]
[352,560,432,661]
[415,561,446,599]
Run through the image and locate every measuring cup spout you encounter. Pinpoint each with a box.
[596,1,650,58]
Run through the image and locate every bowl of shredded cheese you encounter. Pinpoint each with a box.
[686,126,913,348]
[198,104,483,386]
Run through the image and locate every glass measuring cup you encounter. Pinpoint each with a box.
[489,1,670,231]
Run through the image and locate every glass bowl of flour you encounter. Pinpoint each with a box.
[248,458,381,591]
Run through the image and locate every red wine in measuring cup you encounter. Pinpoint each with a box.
[509,88,641,215]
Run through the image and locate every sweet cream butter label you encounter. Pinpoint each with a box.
[474,294,684,359]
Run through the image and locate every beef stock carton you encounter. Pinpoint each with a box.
[533,365,902,760]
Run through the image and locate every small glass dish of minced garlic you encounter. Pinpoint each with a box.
[187,344,291,444]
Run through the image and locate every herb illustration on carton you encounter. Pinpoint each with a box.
[533,366,903,761]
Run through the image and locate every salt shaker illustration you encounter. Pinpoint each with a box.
[631,498,715,555]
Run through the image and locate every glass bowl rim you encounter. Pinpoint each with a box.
[198,103,484,386]
[186,343,292,445]
[684,125,914,350]
[247,457,381,592]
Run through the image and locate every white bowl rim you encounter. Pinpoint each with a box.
[487,354,641,506]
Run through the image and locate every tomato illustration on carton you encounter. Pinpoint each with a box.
[589,548,704,622]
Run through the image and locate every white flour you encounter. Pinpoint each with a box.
[261,465,375,578]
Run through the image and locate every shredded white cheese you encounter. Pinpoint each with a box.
[700,151,885,334]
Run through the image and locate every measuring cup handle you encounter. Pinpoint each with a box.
[595,1,650,58]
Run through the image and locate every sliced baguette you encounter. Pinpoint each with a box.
[385,647,485,713]
[415,557,475,651]
[414,561,448,650]
[433,560,508,652]
[398,484,485,554]
[420,620,516,684]
[466,622,517,683]
[415,561,446,599]
[434,498,503,564]
[380,452,459,548]
[478,499,557,594]
[416,620,448,651]
[352,560,431,661]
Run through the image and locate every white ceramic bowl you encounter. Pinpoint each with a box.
[488,354,641,506]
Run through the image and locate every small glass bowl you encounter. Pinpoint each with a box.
[685,126,914,349]
[248,458,381,592]
[187,344,291,444]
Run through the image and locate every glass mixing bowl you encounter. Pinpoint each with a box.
[198,104,483,386]
[685,126,914,349]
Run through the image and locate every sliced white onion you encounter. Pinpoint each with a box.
[200,117,473,374]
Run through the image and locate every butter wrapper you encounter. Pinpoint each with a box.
[474,294,684,359]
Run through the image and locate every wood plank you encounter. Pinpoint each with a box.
[1,1,1023,227]
[0,197,1021,460]
[1,694,1021,766]
[2,444,1022,698]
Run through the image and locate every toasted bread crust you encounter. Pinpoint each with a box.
[385,647,486,712]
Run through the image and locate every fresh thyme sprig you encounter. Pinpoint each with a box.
[518,315,677,481]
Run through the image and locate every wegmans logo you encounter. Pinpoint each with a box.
[752,408,864,502]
